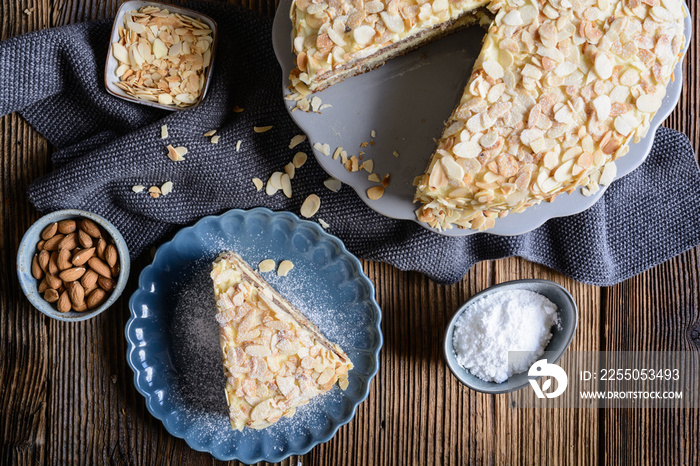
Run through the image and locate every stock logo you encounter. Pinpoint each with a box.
[528,359,568,399]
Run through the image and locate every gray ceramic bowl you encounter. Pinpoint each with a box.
[17,209,130,322]
[443,279,577,394]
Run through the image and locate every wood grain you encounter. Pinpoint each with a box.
[0,0,697,465]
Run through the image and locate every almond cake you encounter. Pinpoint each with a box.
[211,251,353,430]
[288,0,687,231]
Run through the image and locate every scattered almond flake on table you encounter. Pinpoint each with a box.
[277,260,294,277]
[24,7,35,14]
[367,186,385,200]
[392,151,399,158]
[360,142,368,148]
[149,186,161,199]
[313,142,330,156]
[161,125,168,139]
[344,156,359,173]
[292,152,307,168]
[235,140,242,152]
[203,130,217,137]
[368,173,380,183]
[289,134,306,149]
[281,174,292,198]
[132,185,145,193]
[319,104,332,111]
[269,172,283,190]
[300,194,321,218]
[254,125,273,133]
[252,178,263,191]
[166,145,187,162]
[258,259,275,273]
[161,181,173,196]
[323,178,341,192]
[318,218,329,229]
[285,163,295,179]
[370,130,376,138]
[332,147,343,160]
[265,178,279,196]
[210,135,220,144]
[233,105,244,113]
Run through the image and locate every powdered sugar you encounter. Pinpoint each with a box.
[452,289,560,383]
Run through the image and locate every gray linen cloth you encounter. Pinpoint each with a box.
[1,3,699,286]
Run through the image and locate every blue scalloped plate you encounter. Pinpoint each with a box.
[125,208,382,463]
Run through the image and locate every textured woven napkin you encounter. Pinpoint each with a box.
[2,2,699,286]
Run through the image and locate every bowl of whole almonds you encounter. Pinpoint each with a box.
[17,210,130,321]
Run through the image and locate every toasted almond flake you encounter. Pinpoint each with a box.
[370,130,376,138]
[149,186,161,193]
[367,186,385,200]
[318,218,329,229]
[281,174,292,198]
[269,172,283,190]
[258,259,275,273]
[233,105,244,112]
[284,163,295,179]
[254,125,273,133]
[161,181,173,196]
[277,260,294,277]
[599,162,617,186]
[160,125,168,139]
[392,151,399,157]
[132,185,145,193]
[313,142,330,156]
[293,152,307,168]
[166,145,187,162]
[381,174,391,188]
[204,130,217,137]
[210,135,220,144]
[368,173,381,182]
[252,178,263,191]
[289,134,306,149]
[149,191,160,199]
[323,178,341,192]
[360,160,374,173]
[300,194,321,218]
[236,140,242,151]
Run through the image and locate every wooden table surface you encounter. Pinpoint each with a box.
[1,0,698,464]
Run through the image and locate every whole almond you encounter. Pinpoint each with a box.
[38,278,49,294]
[78,230,93,248]
[80,218,101,238]
[57,248,72,271]
[72,247,95,266]
[96,238,107,260]
[88,257,111,278]
[37,240,46,251]
[73,301,88,312]
[68,282,85,308]
[44,288,60,303]
[31,254,43,280]
[105,244,118,268]
[38,250,50,272]
[57,219,76,234]
[46,273,62,290]
[41,223,58,240]
[48,251,59,275]
[80,269,99,290]
[86,288,107,309]
[97,276,116,292]
[59,267,86,282]
[43,234,65,252]
[57,291,72,312]
[58,232,78,251]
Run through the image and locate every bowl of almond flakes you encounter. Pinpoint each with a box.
[105,1,217,110]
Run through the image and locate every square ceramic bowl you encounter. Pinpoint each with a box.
[443,279,578,394]
[17,210,130,322]
[104,1,218,110]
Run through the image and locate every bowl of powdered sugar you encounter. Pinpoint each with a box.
[443,279,577,394]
